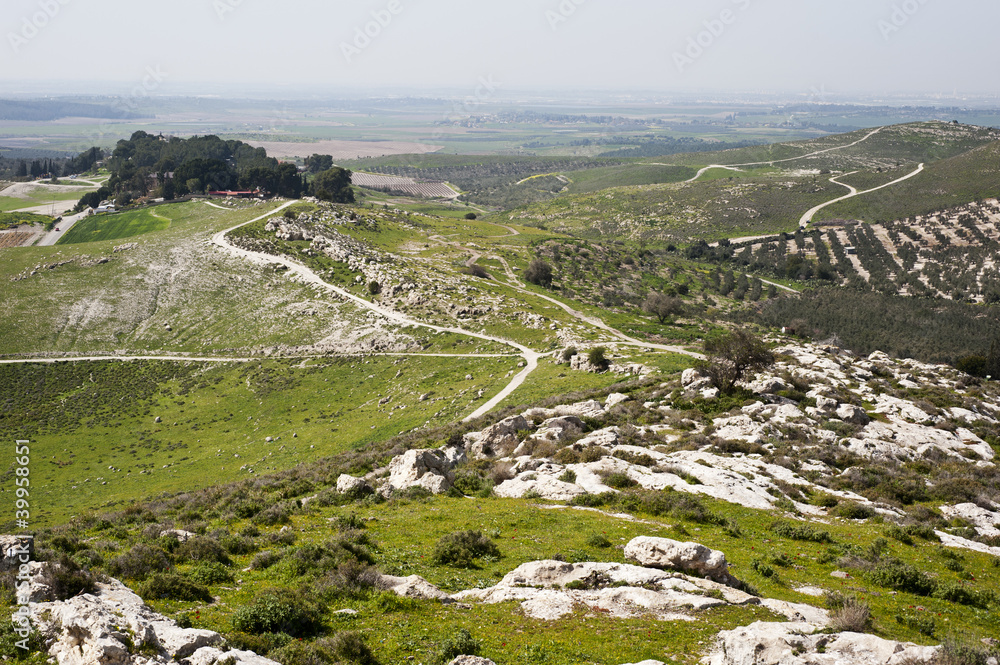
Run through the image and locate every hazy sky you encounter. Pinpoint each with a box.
[2,0,996,98]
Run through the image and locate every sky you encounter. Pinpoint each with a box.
[1,0,997,99]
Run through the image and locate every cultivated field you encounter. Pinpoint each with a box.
[247,139,442,160]
[58,207,173,245]
[351,171,458,198]
[0,231,33,248]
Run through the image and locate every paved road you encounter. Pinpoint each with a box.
[37,209,91,246]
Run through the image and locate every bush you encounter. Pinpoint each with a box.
[368,280,381,296]
[221,534,259,555]
[826,593,872,633]
[314,561,382,600]
[188,561,234,586]
[176,537,231,565]
[432,530,500,568]
[587,346,609,370]
[464,212,477,220]
[698,328,775,394]
[42,556,97,600]
[107,544,172,581]
[865,559,936,596]
[586,533,611,548]
[933,582,995,609]
[250,550,283,571]
[525,258,553,288]
[895,611,935,637]
[271,632,377,665]
[433,628,480,664]
[224,631,292,656]
[834,502,876,520]
[601,472,637,489]
[231,589,323,637]
[770,521,833,543]
[138,573,212,603]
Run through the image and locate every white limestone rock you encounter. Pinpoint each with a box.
[624,537,738,587]
[705,621,938,665]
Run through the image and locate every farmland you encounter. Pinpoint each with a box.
[58,206,174,245]
[350,172,458,198]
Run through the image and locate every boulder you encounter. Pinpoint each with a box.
[159,529,197,543]
[31,575,227,664]
[386,448,465,495]
[337,474,373,497]
[705,621,938,665]
[188,647,281,664]
[381,574,452,601]
[448,658,496,665]
[472,414,529,457]
[0,535,33,572]
[836,404,870,426]
[624,537,738,587]
[748,375,787,395]
[605,393,631,409]
[815,395,839,414]
[531,416,584,443]
[682,368,704,386]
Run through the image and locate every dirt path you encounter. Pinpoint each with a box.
[685,127,886,183]
[799,163,925,228]
[208,201,542,423]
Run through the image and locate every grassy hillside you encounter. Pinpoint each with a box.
[58,206,173,244]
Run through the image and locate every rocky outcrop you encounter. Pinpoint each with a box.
[448,658,496,665]
[453,559,759,621]
[29,574,278,665]
[705,621,938,665]
[381,574,453,601]
[467,415,529,458]
[940,503,1000,539]
[624,537,739,587]
[384,447,466,495]
[0,535,33,571]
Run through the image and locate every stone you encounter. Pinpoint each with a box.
[448,657,496,665]
[159,529,197,543]
[471,414,529,457]
[381,574,452,601]
[815,395,838,414]
[939,503,1000,538]
[188,647,281,665]
[624,537,738,587]
[31,575,228,664]
[494,475,586,502]
[836,403,870,426]
[531,416,584,443]
[748,375,787,395]
[0,535,33,572]
[337,474,372,497]
[682,368,704,386]
[705,621,938,665]
[605,392,630,409]
[386,447,465,494]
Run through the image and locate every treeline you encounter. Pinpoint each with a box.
[0,99,141,122]
[0,147,104,181]
[597,137,765,159]
[743,287,1000,367]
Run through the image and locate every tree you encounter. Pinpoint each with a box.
[524,259,553,288]
[311,167,354,204]
[464,212,477,220]
[304,154,334,174]
[698,328,775,394]
[587,346,609,370]
[643,293,683,324]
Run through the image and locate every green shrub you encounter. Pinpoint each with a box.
[586,533,611,548]
[250,550,283,571]
[602,472,637,489]
[895,611,935,637]
[865,559,936,596]
[42,556,96,601]
[188,561,234,586]
[825,593,872,633]
[886,525,914,545]
[220,534,259,555]
[558,469,577,483]
[107,544,172,581]
[834,502,876,520]
[231,589,323,637]
[175,536,231,566]
[0,618,46,660]
[810,492,840,508]
[138,573,212,603]
[433,628,480,664]
[770,521,833,543]
[587,346,609,370]
[432,530,500,568]
[933,583,995,609]
[271,632,377,665]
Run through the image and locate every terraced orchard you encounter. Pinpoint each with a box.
[721,199,1000,302]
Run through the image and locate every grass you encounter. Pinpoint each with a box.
[0,211,52,230]
[0,355,519,526]
[58,206,173,244]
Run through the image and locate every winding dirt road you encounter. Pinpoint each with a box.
[798,163,925,228]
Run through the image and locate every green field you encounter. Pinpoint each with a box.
[59,206,173,244]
